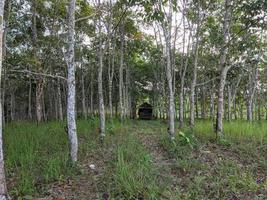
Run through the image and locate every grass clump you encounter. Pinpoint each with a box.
[106,134,164,200]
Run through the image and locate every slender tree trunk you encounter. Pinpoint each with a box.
[247,99,253,121]
[32,0,43,123]
[36,79,43,123]
[201,85,207,119]
[216,67,229,136]
[90,71,93,115]
[210,85,215,120]
[233,98,237,119]
[0,0,8,198]
[57,78,63,121]
[227,84,231,121]
[108,43,114,117]
[48,82,53,119]
[119,24,125,121]
[43,90,47,121]
[97,12,105,139]
[163,0,175,140]
[54,85,59,120]
[66,0,78,163]
[125,64,130,118]
[81,72,87,119]
[10,90,15,121]
[28,79,32,120]
[257,102,261,120]
[195,90,199,119]
[215,0,232,137]
[2,0,10,127]
[189,20,200,128]
[246,67,258,122]
[240,103,243,120]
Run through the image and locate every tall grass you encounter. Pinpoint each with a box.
[4,118,102,197]
[193,120,267,143]
[3,118,267,198]
[104,132,168,199]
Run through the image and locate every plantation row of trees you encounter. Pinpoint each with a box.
[0,0,266,198]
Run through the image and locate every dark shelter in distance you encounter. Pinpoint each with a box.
[138,103,153,120]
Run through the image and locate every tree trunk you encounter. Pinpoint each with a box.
[257,103,261,120]
[246,67,258,122]
[247,99,253,121]
[215,0,232,137]
[28,79,32,120]
[108,42,114,117]
[97,9,105,139]
[163,0,175,140]
[90,69,94,115]
[201,86,206,119]
[81,72,87,119]
[36,79,43,123]
[216,67,229,136]
[119,24,125,122]
[31,0,44,124]
[210,87,215,120]
[57,78,63,121]
[66,0,78,163]
[42,90,47,121]
[179,10,191,128]
[10,90,15,121]
[0,0,8,197]
[2,0,10,127]
[189,18,200,128]
[227,84,231,121]
[195,90,199,119]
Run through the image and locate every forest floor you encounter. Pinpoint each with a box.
[5,119,267,200]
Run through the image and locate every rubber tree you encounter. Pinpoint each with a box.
[215,0,233,137]
[162,0,175,140]
[66,0,78,163]
[0,0,8,198]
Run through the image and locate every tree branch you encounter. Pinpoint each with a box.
[8,69,67,81]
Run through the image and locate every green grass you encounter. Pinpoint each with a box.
[4,117,103,197]
[193,120,267,143]
[107,134,162,199]
[3,118,267,199]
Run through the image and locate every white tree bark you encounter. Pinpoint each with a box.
[66,0,78,163]
[119,23,125,121]
[0,0,8,198]
[90,69,94,115]
[163,0,175,140]
[108,44,114,117]
[97,4,105,138]
[189,11,200,128]
[215,0,232,137]
[246,67,258,122]
[31,0,44,124]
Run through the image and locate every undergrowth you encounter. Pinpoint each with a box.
[103,133,165,199]
[3,118,267,199]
